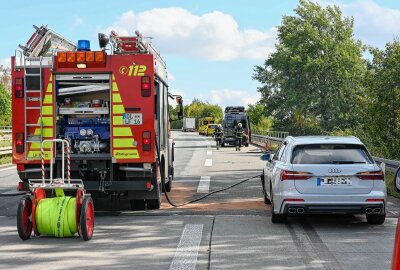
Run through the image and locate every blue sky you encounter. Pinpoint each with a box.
[1,0,400,108]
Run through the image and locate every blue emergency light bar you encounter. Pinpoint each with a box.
[77,40,90,51]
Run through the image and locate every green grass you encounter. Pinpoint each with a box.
[0,155,11,166]
[385,171,400,199]
[0,140,11,148]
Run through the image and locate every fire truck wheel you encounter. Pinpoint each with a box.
[17,195,33,240]
[130,200,146,211]
[80,196,94,241]
[147,184,161,210]
[165,179,172,192]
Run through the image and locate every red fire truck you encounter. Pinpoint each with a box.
[11,25,182,210]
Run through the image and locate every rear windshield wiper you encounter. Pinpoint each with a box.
[331,161,366,164]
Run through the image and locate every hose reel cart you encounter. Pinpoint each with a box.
[17,139,94,241]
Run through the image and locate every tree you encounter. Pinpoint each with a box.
[360,41,400,159]
[253,0,365,135]
[0,65,11,126]
[184,99,223,128]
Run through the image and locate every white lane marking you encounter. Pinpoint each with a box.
[204,159,212,167]
[169,224,203,270]
[207,150,212,155]
[0,166,16,172]
[206,141,210,145]
[197,176,210,193]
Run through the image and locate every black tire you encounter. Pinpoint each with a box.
[130,199,146,210]
[165,166,173,192]
[271,189,286,223]
[147,184,161,210]
[17,195,32,241]
[80,196,94,241]
[165,179,172,192]
[366,213,386,225]
[261,175,271,205]
[221,142,225,147]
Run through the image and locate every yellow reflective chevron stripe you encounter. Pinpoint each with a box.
[112,82,118,92]
[111,75,140,160]
[42,106,53,115]
[113,93,122,103]
[35,128,53,137]
[113,127,132,137]
[113,138,135,148]
[113,149,140,159]
[113,105,125,114]
[43,94,53,104]
[113,116,123,125]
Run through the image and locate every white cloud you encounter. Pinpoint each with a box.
[106,8,276,61]
[318,0,400,48]
[208,88,260,108]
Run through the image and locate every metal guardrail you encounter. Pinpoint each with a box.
[0,147,12,157]
[252,133,400,173]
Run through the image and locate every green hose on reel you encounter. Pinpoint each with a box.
[35,188,77,237]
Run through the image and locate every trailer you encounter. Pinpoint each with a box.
[182,118,196,132]
[12,25,183,210]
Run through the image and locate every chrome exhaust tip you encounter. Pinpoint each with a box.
[288,207,296,214]
[365,208,373,214]
[373,208,381,214]
[297,208,305,214]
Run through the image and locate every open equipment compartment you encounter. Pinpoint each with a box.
[55,74,111,156]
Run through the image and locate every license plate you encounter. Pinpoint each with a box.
[317,177,352,186]
[123,113,142,125]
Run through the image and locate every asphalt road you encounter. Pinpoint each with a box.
[0,131,399,269]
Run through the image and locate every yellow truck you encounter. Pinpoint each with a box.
[198,117,215,135]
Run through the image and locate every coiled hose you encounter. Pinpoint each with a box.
[35,188,77,237]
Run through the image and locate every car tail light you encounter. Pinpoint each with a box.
[16,132,24,153]
[143,131,151,151]
[17,164,25,171]
[356,171,384,180]
[146,181,152,190]
[141,76,151,97]
[280,170,313,181]
[14,77,24,98]
[366,198,385,202]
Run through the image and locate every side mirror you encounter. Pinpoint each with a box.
[176,97,183,120]
[395,167,400,193]
[260,152,273,161]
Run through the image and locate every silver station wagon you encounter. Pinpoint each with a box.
[261,136,387,224]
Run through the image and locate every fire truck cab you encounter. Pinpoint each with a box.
[11,25,182,210]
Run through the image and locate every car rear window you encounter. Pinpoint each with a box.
[291,144,374,164]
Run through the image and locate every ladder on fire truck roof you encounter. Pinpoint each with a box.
[24,56,44,160]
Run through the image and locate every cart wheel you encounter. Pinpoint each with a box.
[80,196,94,241]
[17,195,33,240]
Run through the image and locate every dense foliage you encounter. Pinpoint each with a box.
[252,0,400,159]
[170,99,223,129]
[0,65,11,126]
